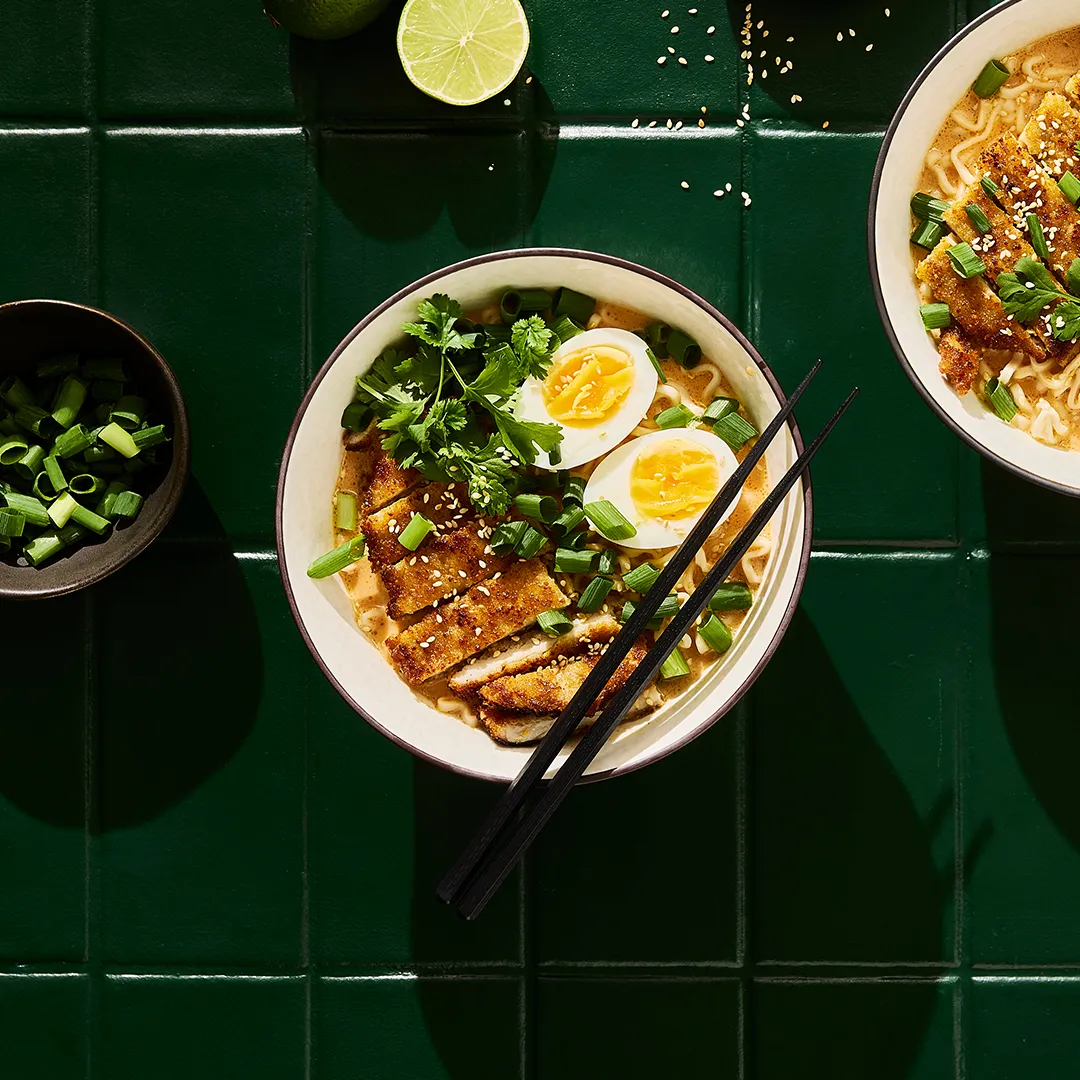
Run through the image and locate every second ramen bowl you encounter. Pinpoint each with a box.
[277,250,811,783]
[871,0,1080,498]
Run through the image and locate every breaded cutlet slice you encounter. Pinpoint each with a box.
[478,638,650,714]
[448,613,622,700]
[380,523,515,619]
[916,237,1045,358]
[1019,92,1080,178]
[978,132,1080,280]
[385,560,569,684]
[361,482,476,567]
[1063,73,1080,110]
[936,328,982,394]
[361,454,420,517]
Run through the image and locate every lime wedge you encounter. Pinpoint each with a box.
[397,0,530,107]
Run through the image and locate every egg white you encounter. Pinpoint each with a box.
[582,426,739,550]
[515,328,659,470]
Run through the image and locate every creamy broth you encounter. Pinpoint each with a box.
[916,28,1080,449]
[333,302,771,731]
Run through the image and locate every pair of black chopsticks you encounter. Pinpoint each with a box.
[438,360,857,920]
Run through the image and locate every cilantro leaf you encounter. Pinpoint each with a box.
[490,410,563,467]
[466,344,525,401]
[401,294,477,354]
[511,315,556,378]
[1052,300,1080,341]
[355,349,421,411]
[393,344,444,396]
[998,257,1068,322]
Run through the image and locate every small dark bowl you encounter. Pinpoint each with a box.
[0,300,190,600]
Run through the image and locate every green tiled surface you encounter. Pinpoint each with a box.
[0,0,1077,1076]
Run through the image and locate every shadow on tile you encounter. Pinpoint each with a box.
[0,479,262,831]
[982,460,1080,859]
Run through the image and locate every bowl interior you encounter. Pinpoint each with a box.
[279,252,809,782]
[872,0,1080,496]
[0,301,190,599]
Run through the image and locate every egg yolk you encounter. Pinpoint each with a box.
[630,439,720,521]
[542,346,635,427]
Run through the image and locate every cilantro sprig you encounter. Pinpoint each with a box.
[353,294,563,515]
[996,256,1080,340]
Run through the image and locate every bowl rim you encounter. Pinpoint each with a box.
[0,298,191,600]
[867,0,1080,499]
[275,247,814,783]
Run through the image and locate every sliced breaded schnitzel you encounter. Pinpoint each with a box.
[362,482,477,567]
[1020,92,1080,178]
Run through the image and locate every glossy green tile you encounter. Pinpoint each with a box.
[316,976,521,1080]
[752,978,956,1080]
[99,130,306,539]
[0,3,89,117]
[968,978,1080,1077]
[0,131,91,304]
[96,555,304,966]
[0,975,88,1078]
[528,127,742,314]
[751,554,958,965]
[745,126,959,543]
[524,0,739,117]
[313,130,527,366]
[98,0,293,117]
[102,975,304,1079]
[534,715,741,964]
[744,3,959,122]
[536,976,739,1078]
[964,552,1080,965]
[0,593,86,962]
[308,670,520,968]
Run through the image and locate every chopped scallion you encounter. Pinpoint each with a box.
[985,377,1018,422]
[537,608,574,636]
[500,288,552,323]
[920,303,952,330]
[965,203,992,234]
[0,375,35,409]
[81,358,126,381]
[35,355,78,378]
[620,594,680,628]
[698,614,733,654]
[68,474,105,497]
[0,432,28,465]
[43,454,67,493]
[622,562,661,593]
[712,412,758,450]
[69,502,111,536]
[654,403,696,429]
[665,328,702,368]
[554,547,597,574]
[646,345,667,383]
[335,492,357,531]
[50,375,89,430]
[642,322,673,357]
[552,504,585,535]
[980,174,1000,198]
[552,286,596,325]
[576,575,614,613]
[0,507,25,538]
[550,314,584,344]
[13,443,46,481]
[491,520,528,555]
[97,422,139,459]
[659,647,691,680]
[514,525,547,559]
[911,219,945,250]
[1026,213,1050,260]
[597,549,618,576]
[583,499,637,542]
[708,582,754,612]
[910,192,951,223]
[398,512,434,551]
[514,492,558,523]
[307,536,367,579]
[340,401,372,432]
[1060,171,1080,205]
[22,530,66,567]
[48,491,79,528]
[54,423,93,459]
[702,397,739,424]
[131,424,168,450]
[972,58,1010,98]
[946,241,987,279]
[110,490,143,520]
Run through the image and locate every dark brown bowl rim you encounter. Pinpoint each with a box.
[0,299,191,599]
[275,248,813,784]
[867,0,1080,499]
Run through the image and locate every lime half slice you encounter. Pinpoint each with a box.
[397,0,530,107]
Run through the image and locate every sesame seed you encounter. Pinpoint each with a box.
[865,43,873,52]
[666,118,673,128]
[823,120,830,128]
[503,98,511,105]
[848,27,855,36]
[698,118,705,127]
[705,54,714,62]
[707,24,715,33]
[681,180,690,189]
[678,56,687,65]
[714,189,724,197]
[658,56,667,64]
[671,25,679,33]
[688,6,697,11]
[700,106,707,113]
[419,641,429,648]
[475,627,482,636]
[631,118,639,128]
[885,7,890,15]
[786,35,794,42]
[648,120,657,127]
[675,120,684,128]
[836,31,843,41]
[661,7,669,15]
[668,45,675,53]
[726,182,732,191]
[526,75,533,83]
[791,94,802,103]
[736,118,745,127]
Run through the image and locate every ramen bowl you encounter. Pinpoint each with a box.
[277,249,811,783]
[0,300,190,600]
[871,0,1080,497]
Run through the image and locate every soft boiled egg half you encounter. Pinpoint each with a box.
[515,328,659,470]
[582,427,740,550]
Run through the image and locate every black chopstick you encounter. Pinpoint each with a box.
[454,384,859,919]
[436,360,823,908]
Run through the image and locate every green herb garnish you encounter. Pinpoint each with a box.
[997,255,1080,338]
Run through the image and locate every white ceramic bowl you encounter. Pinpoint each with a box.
[871,0,1080,497]
[276,250,811,782]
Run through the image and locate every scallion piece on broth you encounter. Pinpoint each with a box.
[307,536,366,579]
[642,322,673,358]
[583,499,637,542]
[499,288,553,324]
[398,512,434,551]
[554,547,597,574]
[911,219,946,250]
[1060,171,1080,205]
[110,490,143,520]
[645,345,667,383]
[550,314,584,344]
[552,287,596,325]
[560,529,590,550]
[622,562,661,593]
[659,646,691,680]
[655,403,696,429]
[712,412,758,451]
[552,504,585,535]
[1068,258,1080,297]
[340,401,371,432]
[666,328,702,368]
[698,614,734,654]
[985,377,1018,422]
[946,242,987,279]
[514,525,547,559]
[702,397,739,424]
[490,520,528,555]
[980,175,1001,198]
[562,475,586,506]
[537,608,574,637]
[576,575,614,613]
[621,594,680,626]
[335,492,357,532]
[514,492,558,523]
[597,549,618,576]
[920,303,952,330]
[972,58,1010,98]
[1026,213,1050,260]
[965,203,992,234]
[547,441,562,466]
[708,582,753,612]
[910,192,951,223]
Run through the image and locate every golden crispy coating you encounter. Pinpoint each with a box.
[385,560,569,684]
[478,638,649,714]
[1019,92,1080,178]
[943,185,1033,280]
[381,524,515,619]
[936,328,981,395]
[1062,74,1080,112]
[362,454,419,517]
[361,482,476,567]
[916,238,1045,358]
